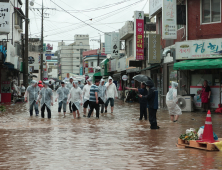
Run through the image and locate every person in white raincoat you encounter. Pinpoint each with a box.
[166,82,182,122]
[82,77,92,117]
[66,77,74,113]
[55,81,69,116]
[98,79,106,114]
[105,76,118,114]
[67,81,83,119]
[37,81,53,119]
[24,80,40,116]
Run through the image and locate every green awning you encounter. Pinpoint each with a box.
[174,58,222,70]
[93,72,101,77]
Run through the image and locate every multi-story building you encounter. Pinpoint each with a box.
[0,0,25,103]
[57,34,90,79]
[151,0,222,109]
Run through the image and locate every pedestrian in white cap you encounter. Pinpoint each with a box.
[55,81,69,117]
[67,81,83,119]
[37,81,53,119]
[66,77,74,113]
[24,80,40,116]
[82,77,92,117]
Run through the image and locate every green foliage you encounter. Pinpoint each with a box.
[179,131,199,141]
[0,105,6,112]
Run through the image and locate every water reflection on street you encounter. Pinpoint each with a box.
[0,100,222,169]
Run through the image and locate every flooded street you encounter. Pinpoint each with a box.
[0,99,222,170]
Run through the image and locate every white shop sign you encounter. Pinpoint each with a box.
[0,2,10,33]
[149,0,162,18]
[122,75,128,81]
[176,38,222,59]
[162,0,177,39]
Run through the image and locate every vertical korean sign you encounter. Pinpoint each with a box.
[0,3,10,33]
[162,0,177,39]
[134,11,144,60]
[111,32,120,58]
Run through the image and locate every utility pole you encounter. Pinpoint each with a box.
[97,35,101,66]
[40,0,44,80]
[24,0,29,88]
[32,4,55,80]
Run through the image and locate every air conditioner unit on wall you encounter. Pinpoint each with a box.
[177,95,194,112]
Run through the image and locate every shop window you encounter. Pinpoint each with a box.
[202,0,221,23]
[91,62,93,67]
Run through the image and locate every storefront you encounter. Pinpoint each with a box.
[174,38,222,109]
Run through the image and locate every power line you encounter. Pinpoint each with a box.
[50,0,108,35]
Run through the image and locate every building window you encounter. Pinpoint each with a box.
[202,0,221,23]
[91,62,93,67]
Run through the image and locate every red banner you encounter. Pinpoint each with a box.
[88,68,94,73]
[135,18,144,60]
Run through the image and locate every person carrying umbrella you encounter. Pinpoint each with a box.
[139,80,159,129]
[55,81,69,117]
[37,81,53,119]
[166,82,182,122]
[67,81,83,119]
[66,77,74,113]
[24,80,40,116]
[98,79,106,114]
[127,82,148,120]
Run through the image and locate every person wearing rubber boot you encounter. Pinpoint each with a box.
[139,80,159,129]
[127,82,148,120]
[24,80,40,116]
[66,77,74,113]
[67,81,83,119]
[37,81,53,119]
[55,81,69,117]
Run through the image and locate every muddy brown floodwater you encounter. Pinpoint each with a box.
[0,99,222,169]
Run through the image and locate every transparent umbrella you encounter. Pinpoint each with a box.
[133,74,152,83]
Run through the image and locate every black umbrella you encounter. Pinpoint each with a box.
[133,74,152,83]
[30,75,37,78]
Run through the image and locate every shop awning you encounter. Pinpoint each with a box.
[93,72,101,77]
[173,58,222,70]
[140,64,160,71]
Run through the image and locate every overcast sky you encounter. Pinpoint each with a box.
[24,0,149,52]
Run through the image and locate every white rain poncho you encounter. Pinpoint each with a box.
[37,81,53,110]
[78,81,84,90]
[166,82,182,115]
[56,84,69,103]
[24,80,40,106]
[66,77,74,91]
[98,79,106,103]
[83,77,92,103]
[68,81,83,110]
[105,76,118,99]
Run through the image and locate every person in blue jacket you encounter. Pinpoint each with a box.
[127,82,148,120]
[139,80,159,129]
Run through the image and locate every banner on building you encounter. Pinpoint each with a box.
[88,68,94,73]
[105,33,112,54]
[149,0,162,18]
[116,56,126,72]
[148,34,161,63]
[80,67,83,75]
[134,11,144,60]
[109,59,116,72]
[175,38,222,60]
[111,32,120,57]
[0,2,10,33]
[162,0,177,39]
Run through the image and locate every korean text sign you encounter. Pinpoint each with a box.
[162,0,177,39]
[134,11,144,60]
[111,32,120,57]
[148,34,161,63]
[0,3,10,33]
[175,38,222,59]
[149,0,162,18]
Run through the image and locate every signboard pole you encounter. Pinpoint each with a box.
[24,0,29,88]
